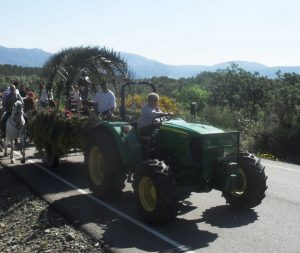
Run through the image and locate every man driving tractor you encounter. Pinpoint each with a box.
[137,92,172,136]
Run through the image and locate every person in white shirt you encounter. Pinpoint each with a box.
[93,82,116,117]
[48,88,56,108]
[2,81,21,99]
[138,93,171,136]
[2,81,21,111]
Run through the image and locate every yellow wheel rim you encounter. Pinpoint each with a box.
[139,176,157,212]
[231,168,247,196]
[88,146,105,186]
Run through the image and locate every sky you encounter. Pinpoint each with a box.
[0,0,299,66]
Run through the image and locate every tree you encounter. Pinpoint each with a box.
[174,84,210,111]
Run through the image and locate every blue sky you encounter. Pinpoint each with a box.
[0,0,299,66]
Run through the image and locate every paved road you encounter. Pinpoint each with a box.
[1,146,300,253]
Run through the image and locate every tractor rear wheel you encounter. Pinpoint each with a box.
[223,152,268,208]
[84,132,126,199]
[133,159,178,225]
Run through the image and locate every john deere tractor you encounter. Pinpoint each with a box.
[84,82,268,225]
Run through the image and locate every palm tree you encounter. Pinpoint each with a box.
[42,46,133,109]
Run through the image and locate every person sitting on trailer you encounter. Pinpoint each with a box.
[39,82,48,108]
[93,82,116,118]
[69,85,82,111]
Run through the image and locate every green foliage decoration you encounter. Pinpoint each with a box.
[29,110,97,155]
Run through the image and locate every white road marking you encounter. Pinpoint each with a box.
[263,162,300,173]
[13,152,195,253]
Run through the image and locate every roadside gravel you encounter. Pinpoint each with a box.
[0,166,107,253]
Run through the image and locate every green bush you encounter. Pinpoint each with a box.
[200,106,235,130]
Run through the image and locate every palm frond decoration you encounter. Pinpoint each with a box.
[42,46,134,109]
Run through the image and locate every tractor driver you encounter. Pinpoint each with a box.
[93,82,116,118]
[138,93,171,136]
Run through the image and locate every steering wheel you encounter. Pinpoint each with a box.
[101,110,112,117]
[100,110,118,120]
[152,113,172,127]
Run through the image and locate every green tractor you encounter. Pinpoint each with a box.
[84,82,268,225]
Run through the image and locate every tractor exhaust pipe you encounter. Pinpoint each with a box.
[190,102,197,123]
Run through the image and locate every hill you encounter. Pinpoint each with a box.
[120,52,207,78]
[0,46,52,68]
[121,54,300,78]
[1,45,300,78]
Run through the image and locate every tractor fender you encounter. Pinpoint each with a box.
[89,121,144,166]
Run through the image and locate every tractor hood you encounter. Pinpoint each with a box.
[161,118,224,135]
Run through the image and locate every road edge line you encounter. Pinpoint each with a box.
[19,154,195,253]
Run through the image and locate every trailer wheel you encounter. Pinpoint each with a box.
[133,160,178,225]
[223,152,268,208]
[84,132,125,199]
[43,146,60,168]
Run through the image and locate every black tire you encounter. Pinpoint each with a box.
[84,132,126,199]
[133,159,178,225]
[223,152,268,208]
[43,147,60,168]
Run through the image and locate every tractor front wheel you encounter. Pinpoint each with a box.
[133,160,178,225]
[223,152,268,208]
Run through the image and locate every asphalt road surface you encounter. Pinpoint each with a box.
[1,146,300,253]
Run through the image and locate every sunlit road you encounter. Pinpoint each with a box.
[1,146,300,253]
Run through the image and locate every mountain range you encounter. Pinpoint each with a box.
[1,45,300,78]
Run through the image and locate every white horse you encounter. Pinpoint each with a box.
[3,100,26,164]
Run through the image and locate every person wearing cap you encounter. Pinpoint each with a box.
[78,70,91,103]
[138,93,172,136]
[27,92,35,99]
[93,82,116,117]
[23,91,36,114]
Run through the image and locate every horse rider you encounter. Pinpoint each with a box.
[1,85,23,138]
[2,80,21,99]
